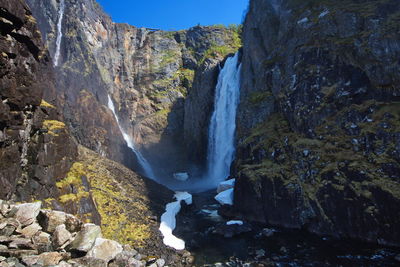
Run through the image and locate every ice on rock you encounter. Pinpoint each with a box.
[217,179,235,193]
[159,192,192,250]
[215,188,233,206]
[226,220,243,225]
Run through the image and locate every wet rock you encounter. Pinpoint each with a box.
[86,238,123,262]
[214,222,252,238]
[68,224,102,252]
[15,203,41,227]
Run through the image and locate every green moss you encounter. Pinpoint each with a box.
[40,100,56,109]
[42,120,66,136]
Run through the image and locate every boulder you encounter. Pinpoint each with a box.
[86,238,123,262]
[70,257,107,267]
[69,224,102,252]
[65,214,82,233]
[17,223,42,238]
[53,224,72,248]
[39,210,67,233]
[37,252,63,266]
[15,202,41,226]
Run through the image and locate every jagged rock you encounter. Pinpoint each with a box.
[14,203,41,227]
[0,218,20,237]
[32,232,52,253]
[17,223,41,238]
[70,257,107,267]
[39,210,67,233]
[8,238,35,250]
[68,224,101,252]
[21,255,40,266]
[156,258,165,267]
[58,261,73,267]
[53,224,72,248]
[65,215,82,233]
[37,252,63,266]
[86,238,123,263]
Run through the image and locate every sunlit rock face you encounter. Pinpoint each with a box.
[234,0,400,246]
[0,0,77,201]
[26,0,241,177]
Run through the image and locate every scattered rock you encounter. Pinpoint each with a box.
[17,223,41,238]
[69,224,102,252]
[15,202,41,227]
[53,224,72,248]
[39,210,67,233]
[37,252,65,266]
[86,238,123,262]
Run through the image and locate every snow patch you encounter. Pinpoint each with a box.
[215,188,234,206]
[319,10,330,18]
[159,192,192,250]
[297,17,309,24]
[226,220,243,225]
[217,178,235,193]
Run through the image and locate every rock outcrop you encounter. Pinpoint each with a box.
[26,0,242,176]
[0,0,77,201]
[234,0,400,246]
[0,200,170,267]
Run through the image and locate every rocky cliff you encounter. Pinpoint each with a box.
[234,0,400,246]
[0,0,77,201]
[0,1,177,259]
[26,0,241,176]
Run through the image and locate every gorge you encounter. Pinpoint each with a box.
[1,0,400,266]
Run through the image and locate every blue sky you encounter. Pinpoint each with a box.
[96,0,249,30]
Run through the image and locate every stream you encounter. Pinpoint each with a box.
[174,191,400,267]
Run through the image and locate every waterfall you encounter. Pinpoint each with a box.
[53,0,65,67]
[206,52,242,188]
[107,95,156,180]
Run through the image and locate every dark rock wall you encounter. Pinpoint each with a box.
[0,0,77,201]
[234,0,400,246]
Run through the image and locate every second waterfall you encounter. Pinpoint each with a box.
[206,52,242,188]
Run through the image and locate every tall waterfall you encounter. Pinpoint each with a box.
[107,95,156,180]
[53,0,65,67]
[206,52,242,188]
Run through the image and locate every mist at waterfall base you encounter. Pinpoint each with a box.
[158,53,242,193]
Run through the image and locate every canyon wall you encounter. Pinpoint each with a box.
[26,0,241,176]
[234,0,400,246]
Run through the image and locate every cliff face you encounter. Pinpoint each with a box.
[234,0,400,246]
[0,0,77,201]
[26,0,241,175]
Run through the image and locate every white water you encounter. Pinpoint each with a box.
[53,0,65,66]
[206,52,242,188]
[107,95,156,180]
[159,192,192,250]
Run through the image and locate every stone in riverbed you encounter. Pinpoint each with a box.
[173,172,189,181]
[68,223,102,252]
[15,202,41,226]
[86,238,123,262]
